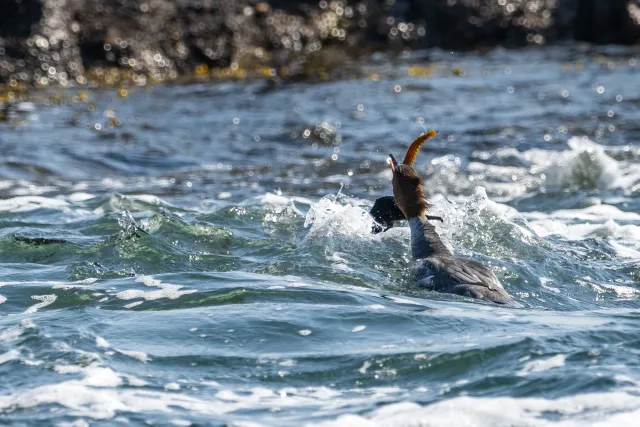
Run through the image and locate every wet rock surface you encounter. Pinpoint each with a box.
[1,0,639,86]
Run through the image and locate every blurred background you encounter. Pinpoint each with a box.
[1,0,640,86]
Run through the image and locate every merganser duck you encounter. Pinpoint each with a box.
[385,130,515,305]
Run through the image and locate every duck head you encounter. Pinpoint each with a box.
[389,130,437,219]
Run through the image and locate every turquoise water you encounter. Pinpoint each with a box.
[2,46,640,425]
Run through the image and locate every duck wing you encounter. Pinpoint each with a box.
[425,256,515,305]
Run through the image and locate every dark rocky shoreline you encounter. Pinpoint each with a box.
[1,0,639,87]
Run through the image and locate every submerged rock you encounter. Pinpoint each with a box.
[0,0,639,86]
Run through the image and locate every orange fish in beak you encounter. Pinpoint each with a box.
[388,129,437,173]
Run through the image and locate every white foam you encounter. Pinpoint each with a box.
[15,373,634,426]
[0,278,97,289]
[122,374,148,387]
[101,178,125,189]
[545,137,623,189]
[54,278,99,289]
[303,195,374,238]
[468,186,536,241]
[0,319,35,342]
[525,204,640,253]
[385,296,425,306]
[539,277,561,294]
[609,241,640,259]
[0,350,19,365]
[310,391,640,427]
[0,196,70,213]
[55,365,85,374]
[526,204,640,222]
[465,137,640,200]
[470,186,521,219]
[127,194,168,205]
[68,192,96,202]
[57,420,89,427]
[79,367,123,388]
[123,301,143,309]
[595,283,640,297]
[25,294,57,314]
[115,275,196,302]
[0,295,6,305]
[116,349,151,363]
[359,361,372,374]
[0,368,213,420]
[257,192,303,216]
[517,354,567,376]
[96,337,110,348]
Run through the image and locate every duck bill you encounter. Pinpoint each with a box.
[389,154,399,172]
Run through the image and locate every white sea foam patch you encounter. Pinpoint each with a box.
[310,391,640,427]
[67,192,96,202]
[115,349,151,363]
[25,294,57,314]
[0,278,97,289]
[526,204,640,223]
[607,241,640,259]
[541,137,640,191]
[0,319,35,342]
[0,295,6,304]
[303,195,374,238]
[126,194,174,206]
[57,419,89,427]
[0,350,20,365]
[592,282,640,298]
[96,337,110,348]
[528,219,639,242]
[525,205,640,255]
[54,365,85,375]
[123,301,143,309]
[466,137,640,197]
[517,354,567,376]
[464,186,536,241]
[541,137,633,190]
[255,191,308,216]
[115,276,196,305]
[0,368,402,422]
[0,196,70,213]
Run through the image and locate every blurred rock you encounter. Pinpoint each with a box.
[0,0,639,86]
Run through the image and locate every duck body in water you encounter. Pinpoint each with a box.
[385,130,516,306]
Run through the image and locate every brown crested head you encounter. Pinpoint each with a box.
[389,130,436,219]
